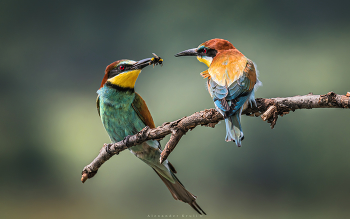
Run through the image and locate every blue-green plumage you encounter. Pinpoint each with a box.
[209,76,255,146]
[96,57,205,215]
[97,85,175,182]
[174,38,261,147]
[98,86,140,142]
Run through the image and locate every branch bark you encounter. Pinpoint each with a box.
[81,91,350,183]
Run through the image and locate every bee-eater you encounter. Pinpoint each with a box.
[175,39,261,147]
[96,55,205,215]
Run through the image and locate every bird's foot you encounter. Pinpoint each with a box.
[104,143,115,155]
[139,126,150,139]
[122,135,133,147]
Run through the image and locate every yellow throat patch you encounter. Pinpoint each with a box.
[197,56,212,67]
[107,69,141,88]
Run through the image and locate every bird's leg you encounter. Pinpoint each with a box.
[122,135,133,147]
[104,143,114,155]
[139,126,150,139]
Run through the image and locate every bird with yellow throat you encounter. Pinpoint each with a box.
[97,54,205,215]
[175,39,261,147]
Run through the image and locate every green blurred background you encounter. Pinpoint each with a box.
[1,0,349,218]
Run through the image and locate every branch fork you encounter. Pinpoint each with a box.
[81,92,349,183]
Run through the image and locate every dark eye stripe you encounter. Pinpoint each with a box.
[108,64,132,79]
[199,47,217,57]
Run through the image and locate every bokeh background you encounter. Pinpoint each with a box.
[1,0,349,218]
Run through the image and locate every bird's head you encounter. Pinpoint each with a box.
[100,55,163,89]
[175,38,235,67]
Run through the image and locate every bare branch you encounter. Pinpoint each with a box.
[160,128,186,164]
[81,92,350,183]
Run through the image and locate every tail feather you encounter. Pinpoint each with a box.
[168,161,177,174]
[152,169,206,215]
[225,112,244,147]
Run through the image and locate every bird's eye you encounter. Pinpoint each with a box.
[203,48,207,54]
[119,65,125,71]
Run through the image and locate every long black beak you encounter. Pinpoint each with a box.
[132,54,163,70]
[174,48,198,57]
[132,58,153,70]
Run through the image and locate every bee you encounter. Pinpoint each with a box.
[151,53,163,66]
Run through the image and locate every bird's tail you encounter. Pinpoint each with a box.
[224,112,244,147]
[152,165,206,215]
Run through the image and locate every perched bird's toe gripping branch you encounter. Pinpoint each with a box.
[175,38,261,147]
[81,46,350,214]
[82,91,350,183]
[85,53,206,214]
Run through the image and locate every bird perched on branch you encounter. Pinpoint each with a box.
[96,54,205,215]
[175,39,261,147]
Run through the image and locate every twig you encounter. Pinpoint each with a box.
[261,105,277,121]
[81,91,350,183]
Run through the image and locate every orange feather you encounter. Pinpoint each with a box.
[202,38,235,51]
[209,50,247,86]
[132,93,156,129]
[243,60,257,90]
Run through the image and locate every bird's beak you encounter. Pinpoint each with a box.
[132,58,153,70]
[174,48,198,57]
[132,54,163,70]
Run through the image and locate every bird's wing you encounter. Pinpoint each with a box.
[96,95,100,117]
[131,93,178,172]
[131,92,156,129]
[210,59,256,117]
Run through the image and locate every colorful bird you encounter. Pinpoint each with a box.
[97,55,205,215]
[175,39,261,147]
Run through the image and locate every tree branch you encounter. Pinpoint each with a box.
[81,91,350,183]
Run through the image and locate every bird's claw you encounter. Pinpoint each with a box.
[104,143,114,155]
[123,135,133,147]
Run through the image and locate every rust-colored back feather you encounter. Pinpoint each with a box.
[244,59,257,90]
[209,50,247,86]
[132,92,156,129]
